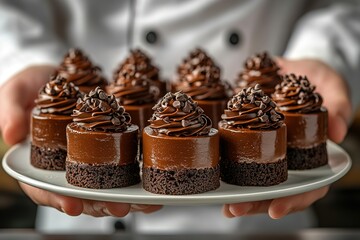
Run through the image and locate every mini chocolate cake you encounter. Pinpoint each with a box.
[107,50,161,131]
[142,91,220,195]
[272,74,328,169]
[31,75,82,170]
[173,48,232,126]
[235,52,281,95]
[57,48,107,93]
[219,84,287,186]
[66,87,140,189]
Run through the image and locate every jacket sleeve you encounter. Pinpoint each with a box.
[0,1,65,86]
[284,3,360,110]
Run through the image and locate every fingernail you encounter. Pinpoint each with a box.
[93,202,114,216]
[131,204,147,211]
[102,207,114,216]
[229,204,253,217]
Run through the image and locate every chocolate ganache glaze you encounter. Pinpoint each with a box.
[272,74,323,113]
[222,84,284,129]
[72,87,131,132]
[58,48,106,92]
[149,91,212,136]
[35,75,82,115]
[175,48,230,100]
[236,52,281,95]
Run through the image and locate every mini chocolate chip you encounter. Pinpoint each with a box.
[163,117,170,123]
[259,102,266,110]
[183,102,192,113]
[112,117,121,125]
[259,115,269,122]
[89,89,97,97]
[181,119,189,127]
[262,95,270,104]
[99,91,108,100]
[159,129,167,134]
[173,100,181,108]
[161,100,168,108]
[175,94,187,102]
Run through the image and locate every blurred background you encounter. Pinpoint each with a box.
[1,107,360,230]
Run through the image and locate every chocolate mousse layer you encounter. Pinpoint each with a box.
[219,84,287,186]
[173,48,231,127]
[235,52,281,95]
[65,87,140,189]
[31,76,81,170]
[58,48,107,93]
[272,74,328,169]
[142,91,220,195]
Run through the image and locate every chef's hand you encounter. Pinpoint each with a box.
[0,65,162,217]
[224,58,352,219]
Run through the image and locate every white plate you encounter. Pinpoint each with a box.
[2,140,351,205]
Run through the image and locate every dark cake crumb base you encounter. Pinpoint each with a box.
[220,158,287,186]
[66,161,140,189]
[31,144,67,170]
[142,166,220,195]
[287,142,328,170]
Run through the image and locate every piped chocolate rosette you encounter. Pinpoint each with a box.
[222,84,284,129]
[236,52,281,95]
[107,65,160,106]
[149,91,212,136]
[177,48,217,77]
[113,49,159,82]
[35,75,82,115]
[72,87,131,132]
[272,74,323,113]
[108,50,160,105]
[175,48,229,100]
[57,48,107,93]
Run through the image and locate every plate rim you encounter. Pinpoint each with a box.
[1,140,352,205]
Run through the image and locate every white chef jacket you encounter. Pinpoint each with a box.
[0,0,359,234]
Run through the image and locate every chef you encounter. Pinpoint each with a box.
[0,0,359,233]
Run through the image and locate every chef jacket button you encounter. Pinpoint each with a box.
[145,30,158,44]
[114,220,126,230]
[228,31,241,46]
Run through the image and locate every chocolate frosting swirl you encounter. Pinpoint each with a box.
[236,52,281,95]
[175,48,230,100]
[272,74,323,113]
[58,48,106,91]
[35,75,82,115]
[72,87,131,132]
[222,84,284,129]
[149,91,212,136]
[113,49,160,82]
[108,50,161,105]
